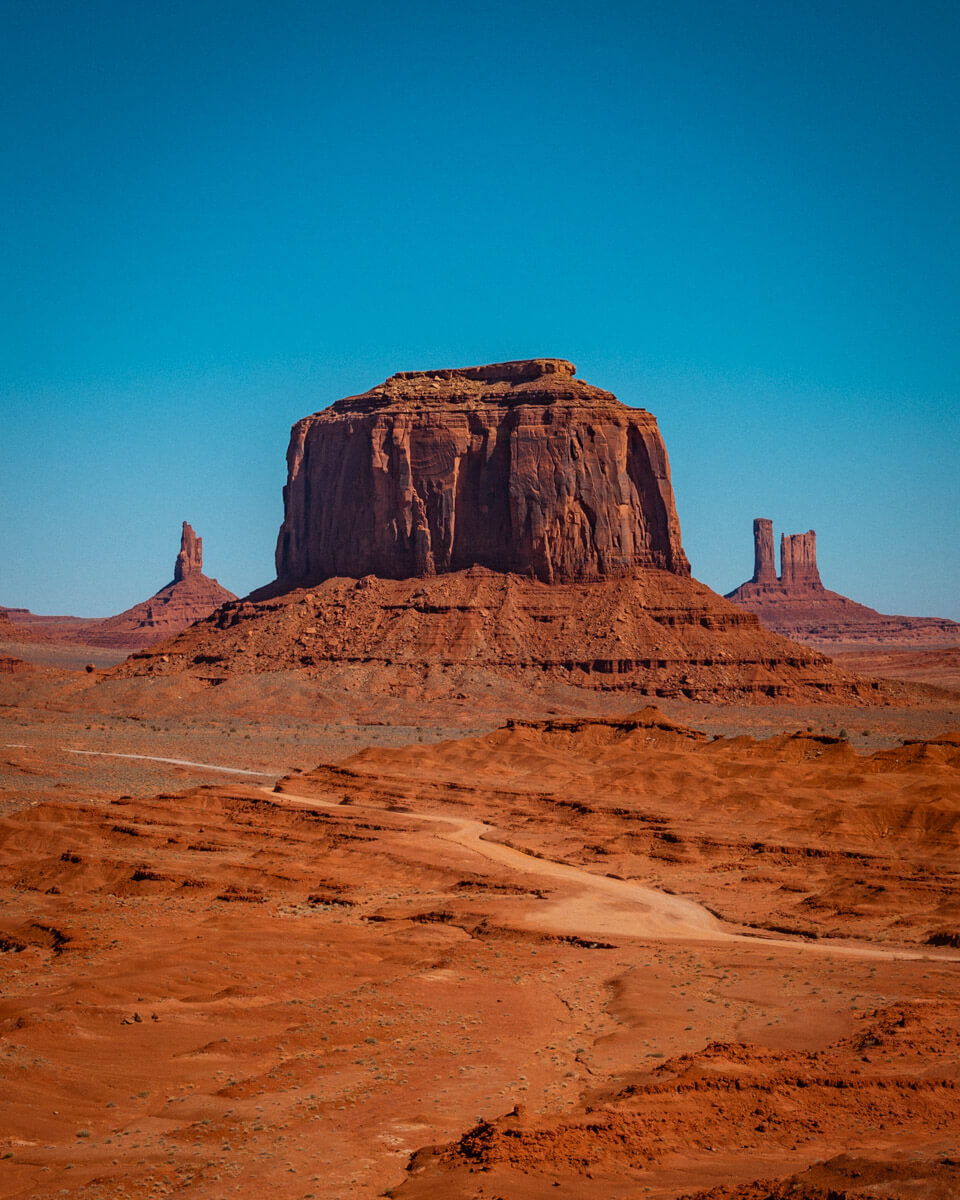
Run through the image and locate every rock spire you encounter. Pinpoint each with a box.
[780,530,821,588]
[752,518,777,584]
[726,519,960,645]
[83,523,236,648]
[174,522,202,582]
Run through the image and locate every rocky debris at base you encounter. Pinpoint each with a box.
[116,567,886,703]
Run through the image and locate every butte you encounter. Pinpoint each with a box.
[83,522,237,649]
[1,523,235,651]
[726,518,960,647]
[117,360,874,702]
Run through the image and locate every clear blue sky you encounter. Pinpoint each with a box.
[2,0,958,619]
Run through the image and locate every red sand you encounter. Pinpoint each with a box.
[1,657,959,1199]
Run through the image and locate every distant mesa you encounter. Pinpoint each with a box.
[726,518,960,646]
[119,361,879,703]
[1,522,236,651]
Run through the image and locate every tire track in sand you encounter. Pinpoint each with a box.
[266,785,960,964]
[25,746,953,964]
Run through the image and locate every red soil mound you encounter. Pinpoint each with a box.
[285,707,960,946]
[3,729,959,1199]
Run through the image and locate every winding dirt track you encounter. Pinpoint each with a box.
[266,785,960,965]
[24,745,957,964]
[66,747,278,775]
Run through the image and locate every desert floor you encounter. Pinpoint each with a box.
[1,646,959,1199]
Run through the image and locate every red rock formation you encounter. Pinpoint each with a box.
[84,523,236,649]
[120,562,884,703]
[3,527,236,650]
[727,521,960,647]
[752,518,777,584]
[780,529,821,588]
[117,365,891,702]
[274,359,689,588]
[0,605,99,643]
[173,522,202,582]
[1,526,231,652]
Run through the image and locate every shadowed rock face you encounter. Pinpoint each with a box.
[274,359,689,588]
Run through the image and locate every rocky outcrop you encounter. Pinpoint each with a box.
[780,530,821,588]
[79,524,237,649]
[6,363,945,701]
[274,359,689,589]
[727,520,960,646]
[117,566,877,702]
[115,367,894,702]
[0,604,99,643]
[752,518,777,584]
[174,522,203,582]
[1,526,234,651]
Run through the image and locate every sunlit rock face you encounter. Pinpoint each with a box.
[274,358,689,588]
[726,519,960,644]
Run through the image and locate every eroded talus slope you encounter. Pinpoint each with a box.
[114,569,884,702]
[80,522,236,648]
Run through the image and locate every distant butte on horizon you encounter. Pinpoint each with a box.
[726,518,960,646]
[0,522,236,650]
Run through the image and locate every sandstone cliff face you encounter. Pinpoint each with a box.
[274,359,689,589]
[780,530,821,588]
[727,520,960,646]
[752,518,777,584]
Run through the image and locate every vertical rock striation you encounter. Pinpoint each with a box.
[273,359,689,589]
[174,522,203,582]
[752,518,777,584]
[780,530,821,588]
